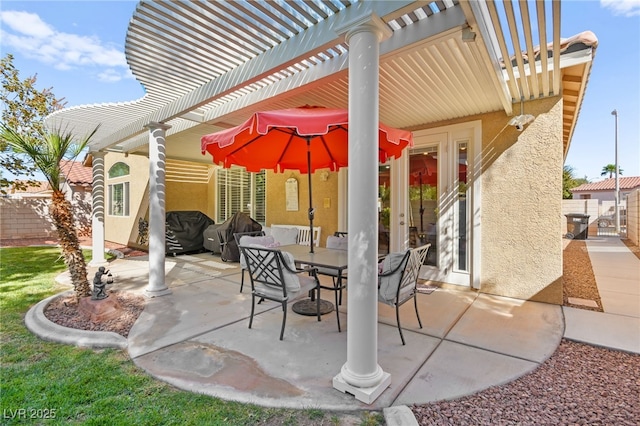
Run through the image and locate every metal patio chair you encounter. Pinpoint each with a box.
[378,243,430,345]
[239,245,321,340]
[234,230,266,293]
[316,232,348,311]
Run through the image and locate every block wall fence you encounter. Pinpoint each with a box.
[0,196,91,241]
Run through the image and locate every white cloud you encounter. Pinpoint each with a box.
[0,10,128,75]
[0,11,54,38]
[97,68,126,83]
[601,0,640,17]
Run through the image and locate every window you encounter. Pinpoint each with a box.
[216,167,265,224]
[108,182,130,216]
[108,162,130,178]
[107,162,130,217]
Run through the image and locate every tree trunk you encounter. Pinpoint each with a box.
[50,190,91,298]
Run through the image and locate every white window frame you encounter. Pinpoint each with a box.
[216,167,265,224]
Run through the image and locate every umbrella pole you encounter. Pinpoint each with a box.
[307,137,315,253]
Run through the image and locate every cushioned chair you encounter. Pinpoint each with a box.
[316,233,348,331]
[378,243,430,345]
[234,231,267,293]
[239,245,321,340]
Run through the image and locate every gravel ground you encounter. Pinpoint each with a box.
[412,339,639,425]
[411,239,640,425]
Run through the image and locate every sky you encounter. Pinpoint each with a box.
[0,0,639,181]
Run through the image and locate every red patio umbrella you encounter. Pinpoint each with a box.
[201,105,413,252]
[410,154,437,232]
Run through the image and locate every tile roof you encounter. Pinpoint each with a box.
[10,181,51,194]
[571,176,640,192]
[60,160,92,186]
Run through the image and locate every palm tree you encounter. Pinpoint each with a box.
[1,124,98,299]
[601,164,623,178]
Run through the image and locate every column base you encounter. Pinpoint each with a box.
[88,258,109,268]
[333,371,391,404]
[144,288,172,298]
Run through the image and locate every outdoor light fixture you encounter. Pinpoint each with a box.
[462,26,476,42]
[508,98,534,131]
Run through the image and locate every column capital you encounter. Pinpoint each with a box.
[334,13,392,44]
[144,121,172,131]
[90,150,107,158]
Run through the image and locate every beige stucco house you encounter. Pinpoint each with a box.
[45,0,598,302]
[44,0,597,402]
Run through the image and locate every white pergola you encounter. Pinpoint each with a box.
[45,0,596,403]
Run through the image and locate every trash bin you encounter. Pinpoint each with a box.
[565,214,590,239]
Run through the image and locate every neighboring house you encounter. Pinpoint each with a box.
[0,161,92,240]
[571,176,640,229]
[3,181,52,199]
[571,177,640,202]
[45,2,596,304]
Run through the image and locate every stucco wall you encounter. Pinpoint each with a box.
[410,97,564,303]
[480,97,563,303]
[265,170,339,247]
[105,153,149,245]
[166,181,214,220]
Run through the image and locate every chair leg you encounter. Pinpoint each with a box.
[414,294,423,329]
[333,286,341,332]
[249,294,256,329]
[240,269,245,293]
[336,275,345,306]
[396,304,406,345]
[279,301,287,340]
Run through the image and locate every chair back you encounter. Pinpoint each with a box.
[297,226,322,247]
[326,234,348,251]
[239,246,300,296]
[401,243,430,294]
[379,243,430,304]
[233,230,266,247]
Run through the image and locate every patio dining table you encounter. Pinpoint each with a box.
[278,244,348,318]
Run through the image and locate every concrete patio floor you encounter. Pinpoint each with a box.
[108,252,565,411]
[23,234,639,424]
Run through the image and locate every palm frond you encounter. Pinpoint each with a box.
[1,123,99,191]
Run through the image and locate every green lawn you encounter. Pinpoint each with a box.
[0,246,381,425]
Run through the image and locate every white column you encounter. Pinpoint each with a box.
[145,122,172,297]
[333,15,392,404]
[88,151,108,267]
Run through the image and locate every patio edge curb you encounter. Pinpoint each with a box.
[24,290,128,350]
[383,405,419,426]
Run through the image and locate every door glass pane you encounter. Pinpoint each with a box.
[409,147,438,266]
[456,142,469,271]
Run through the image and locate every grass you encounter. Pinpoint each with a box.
[0,246,380,425]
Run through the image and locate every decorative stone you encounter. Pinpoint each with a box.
[79,296,123,322]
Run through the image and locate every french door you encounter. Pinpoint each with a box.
[410,123,481,288]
